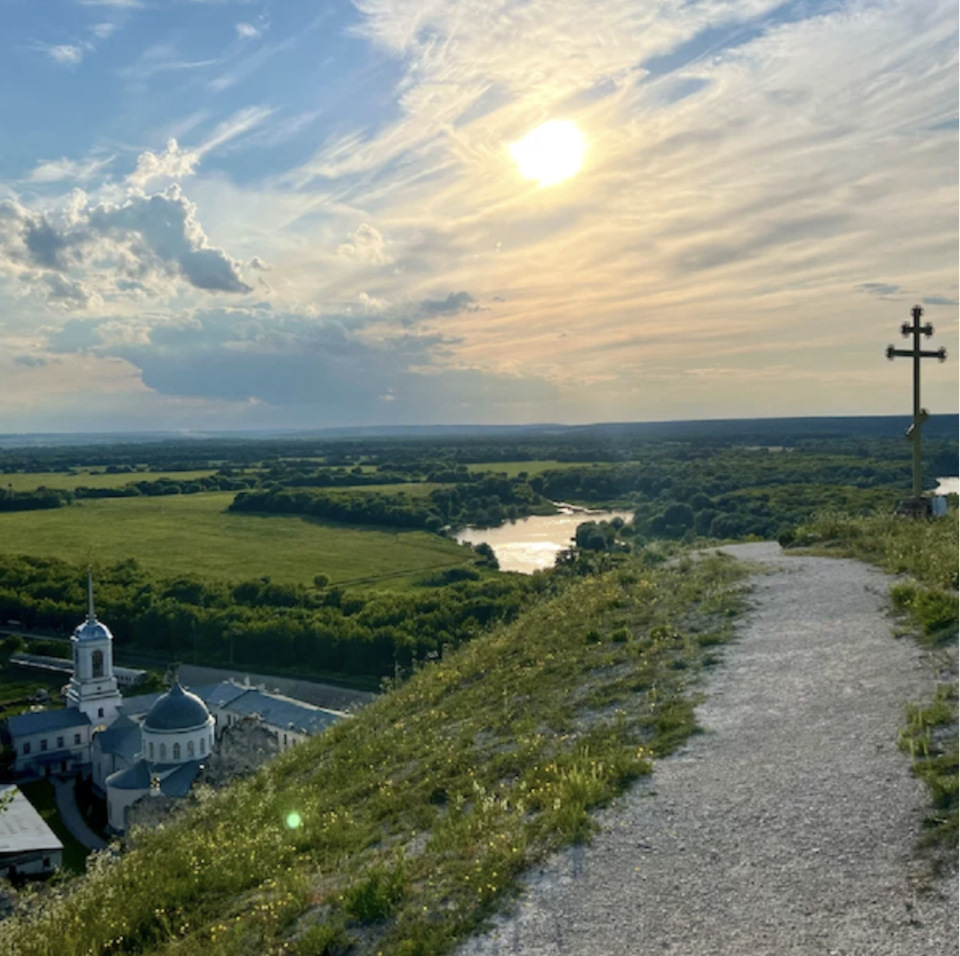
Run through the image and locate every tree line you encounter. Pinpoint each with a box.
[0,555,558,684]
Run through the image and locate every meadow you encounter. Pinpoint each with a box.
[0,493,476,589]
[1,470,218,492]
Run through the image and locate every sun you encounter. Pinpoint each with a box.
[509,120,586,187]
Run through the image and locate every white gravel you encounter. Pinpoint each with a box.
[458,542,958,956]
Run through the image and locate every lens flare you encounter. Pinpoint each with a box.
[509,120,586,187]
[285,811,303,829]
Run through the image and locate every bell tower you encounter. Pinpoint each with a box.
[66,569,123,728]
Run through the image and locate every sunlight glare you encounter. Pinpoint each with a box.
[509,120,586,187]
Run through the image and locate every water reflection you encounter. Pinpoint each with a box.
[456,507,634,574]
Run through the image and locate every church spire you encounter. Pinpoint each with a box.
[87,566,96,623]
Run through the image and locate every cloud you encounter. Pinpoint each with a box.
[0,185,253,305]
[128,139,200,188]
[28,156,114,184]
[420,291,475,316]
[922,295,958,307]
[235,23,262,40]
[41,308,558,423]
[337,224,393,264]
[14,355,47,368]
[90,22,119,40]
[35,43,85,65]
[857,282,902,297]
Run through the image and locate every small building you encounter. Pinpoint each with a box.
[3,708,91,777]
[0,785,63,878]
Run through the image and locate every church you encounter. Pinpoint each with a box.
[2,574,346,834]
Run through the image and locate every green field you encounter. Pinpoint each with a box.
[0,493,477,588]
[1,470,218,492]
[466,460,593,477]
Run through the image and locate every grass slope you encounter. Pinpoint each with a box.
[0,493,475,589]
[1,552,747,956]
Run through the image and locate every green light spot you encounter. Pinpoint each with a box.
[285,811,302,830]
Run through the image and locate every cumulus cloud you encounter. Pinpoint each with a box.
[47,309,558,420]
[235,23,262,40]
[128,139,199,187]
[337,224,393,264]
[0,185,253,307]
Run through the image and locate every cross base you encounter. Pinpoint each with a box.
[895,496,933,519]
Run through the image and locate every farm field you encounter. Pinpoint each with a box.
[0,492,477,588]
[1,469,218,491]
[466,460,591,477]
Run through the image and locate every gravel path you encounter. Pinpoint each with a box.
[52,776,107,851]
[459,543,957,956]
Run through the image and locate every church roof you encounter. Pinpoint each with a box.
[95,715,140,760]
[223,688,344,735]
[159,761,202,798]
[73,619,114,643]
[143,682,211,731]
[106,760,152,791]
[6,708,91,737]
[105,758,202,797]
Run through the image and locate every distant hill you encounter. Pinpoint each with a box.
[1,414,956,450]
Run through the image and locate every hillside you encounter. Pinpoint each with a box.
[0,551,748,956]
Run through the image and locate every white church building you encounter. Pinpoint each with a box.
[2,574,347,834]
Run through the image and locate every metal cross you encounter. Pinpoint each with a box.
[886,305,947,498]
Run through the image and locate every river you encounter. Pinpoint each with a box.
[935,476,959,495]
[455,505,634,574]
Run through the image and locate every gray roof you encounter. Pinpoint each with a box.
[143,683,210,731]
[5,708,91,737]
[0,786,63,855]
[159,761,202,798]
[106,760,152,791]
[222,688,344,735]
[105,758,202,798]
[118,690,165,719]
[95,715,140,760]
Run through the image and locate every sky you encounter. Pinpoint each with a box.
[0,0,956,433]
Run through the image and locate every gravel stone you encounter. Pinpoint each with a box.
[458,543,958,955]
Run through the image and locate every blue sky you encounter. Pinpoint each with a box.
[0,0,956,432]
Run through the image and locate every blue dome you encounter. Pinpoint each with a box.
[143,683,210,731]
[73,618,113,643]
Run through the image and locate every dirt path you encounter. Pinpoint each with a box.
[459,543,957,955]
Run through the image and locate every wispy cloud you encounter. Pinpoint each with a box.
[33,42,86,65]
[28,156,115,183]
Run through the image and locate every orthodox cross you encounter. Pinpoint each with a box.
[886,305,947,498]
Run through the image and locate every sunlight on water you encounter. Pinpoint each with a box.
[456,509,633,574]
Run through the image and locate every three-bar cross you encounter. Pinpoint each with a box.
[886,305,947,498]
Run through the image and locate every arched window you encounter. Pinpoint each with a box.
[159,743,166,761]
[92,650,104,678]
[187,740,195,758]
[199,737,205,755]
[149,742,154,760]
[173,742,181,760]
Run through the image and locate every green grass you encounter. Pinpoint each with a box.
[17,781,89,875]
[0,493,478,589]
[465,461,590,478]
[898,684,959,852]
[786,509,958,590]
[0,551,748,956]
[0,470,217,492]
[0,663,66,721]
